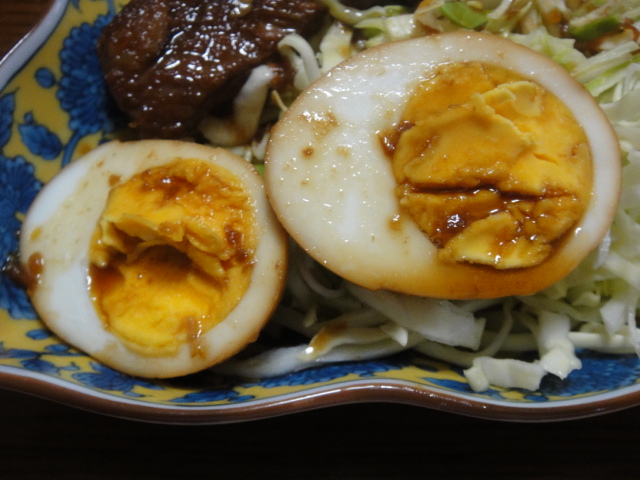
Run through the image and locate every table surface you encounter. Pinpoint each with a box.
[1,1,639,478]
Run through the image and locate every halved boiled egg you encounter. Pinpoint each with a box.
[20,140,287,378]
[265,31,621,299]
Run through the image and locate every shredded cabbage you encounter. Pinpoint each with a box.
[207,0,640,392]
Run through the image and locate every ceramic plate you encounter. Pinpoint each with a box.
[1,0,640,424]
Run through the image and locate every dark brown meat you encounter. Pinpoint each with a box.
[97,0,326,139]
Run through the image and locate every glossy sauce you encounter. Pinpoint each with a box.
[97,0,327,138]
[387,61,592,269]
[87,158,258,356]
[3,251,43,295]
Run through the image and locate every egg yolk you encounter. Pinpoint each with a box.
[88,158,256,357]
[390,61,592,269]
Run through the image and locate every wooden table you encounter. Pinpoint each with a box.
[1,2,639,479]
[0,0,52,59]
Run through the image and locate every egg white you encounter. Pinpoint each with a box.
[20,140,288,378]
[265,31,621,299]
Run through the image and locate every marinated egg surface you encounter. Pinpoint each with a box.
[392,61,592,270]
[89,158,257,358]
[265,32,621,299]
[20,140,288,378]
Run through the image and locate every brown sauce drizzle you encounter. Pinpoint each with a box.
[378,120,414,156]
[3,251,43,295]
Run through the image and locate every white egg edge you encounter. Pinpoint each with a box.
[265,31,621,296]
[20,139,288,378]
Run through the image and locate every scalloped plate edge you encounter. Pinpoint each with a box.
[3,363,640,424]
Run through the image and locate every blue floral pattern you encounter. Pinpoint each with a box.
[9,1,119,169]
[67,2,117,158]
[170,388,253,404]
[0,93,14,147]
[73,363,164,398]
[0,0,120,319]
[34,67,56,89]
[0,148,41,319]
[538,352,640,397]
[251,359,408,388]
[0,341,81,376]
[424,351,640,402]
[56,10,119,166]
[19,112,63,160]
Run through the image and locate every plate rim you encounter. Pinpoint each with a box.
[2,361,640,424]
[0,0,65,88]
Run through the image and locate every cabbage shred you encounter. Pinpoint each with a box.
[209,0,640,391]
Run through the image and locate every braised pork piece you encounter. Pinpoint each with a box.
[97,0,327,139]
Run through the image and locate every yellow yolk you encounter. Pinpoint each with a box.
[390,61,592,269]
[88,158,256,357]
